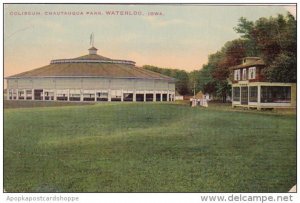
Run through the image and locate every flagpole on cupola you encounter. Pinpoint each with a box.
[90,32,94,47]
[88,33,98,55]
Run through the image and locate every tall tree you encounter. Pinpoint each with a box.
[211,39,248,102]
[193,38,252,102]
[234,13,296,82]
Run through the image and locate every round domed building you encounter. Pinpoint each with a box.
[6,46,176,102]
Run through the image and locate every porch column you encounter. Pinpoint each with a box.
[144,91,146,102]
[94,91,97,102]
[121,89,124,102]
[67,89,70,101]
[24,89,27,100]
[80,90,83,102]
[160,93,163,102]
[257,85,261,110]
[32,89,35,100]
[108,89,111,102]
[153,91,156,102]
[167,90,170,102]
[16,89,19,100]
[133,90,136,102]
[54,89,57,101]
[42,90,45,101]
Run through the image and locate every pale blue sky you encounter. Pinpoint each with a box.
[4,4,295,77]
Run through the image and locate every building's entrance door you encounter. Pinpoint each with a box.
[241,87,248,105]
[34,89,43,100]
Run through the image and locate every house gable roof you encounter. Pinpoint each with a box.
[230,57,265,70]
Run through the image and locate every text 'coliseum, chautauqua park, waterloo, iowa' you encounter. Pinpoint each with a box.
[3,4,297,197]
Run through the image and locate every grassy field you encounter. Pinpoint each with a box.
[4,102,296,192]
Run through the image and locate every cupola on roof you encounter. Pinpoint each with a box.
[88,46,98,55]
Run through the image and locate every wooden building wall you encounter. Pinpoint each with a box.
[7,77,175,91]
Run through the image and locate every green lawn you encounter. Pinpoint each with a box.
[4,102,296,192]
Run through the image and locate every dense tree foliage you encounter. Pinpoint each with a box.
[143,65,190,95]
[189,39,250,101]
[234,13,296,82]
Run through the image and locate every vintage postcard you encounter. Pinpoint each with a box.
[2,2,297,201]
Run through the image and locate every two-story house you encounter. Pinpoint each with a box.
[230,57,296,109]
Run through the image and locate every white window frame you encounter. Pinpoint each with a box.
[234,70,240,81]
[248,67,256,80]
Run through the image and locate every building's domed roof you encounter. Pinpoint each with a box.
[7,47,175,81]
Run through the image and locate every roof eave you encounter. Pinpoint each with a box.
[230,63,265,70]
[5,75,176,81]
